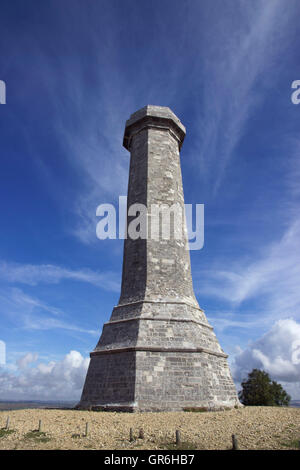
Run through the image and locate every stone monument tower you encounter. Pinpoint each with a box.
[78,105,239,411]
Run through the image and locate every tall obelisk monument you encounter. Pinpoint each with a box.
[78,106,239,411]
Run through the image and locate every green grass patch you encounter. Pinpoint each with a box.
[24,430,51,443]
[183,407,208,413]
[280,438,300,449]
[0,428,15,438]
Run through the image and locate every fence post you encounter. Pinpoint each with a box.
[232,434,239,450]
[5,417,10,430]
[176,430,181,445]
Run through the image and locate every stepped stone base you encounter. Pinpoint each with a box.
[78,350,239,412]
[77,301,240,412]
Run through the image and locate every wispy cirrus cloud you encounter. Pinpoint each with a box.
[0,287,98,336]
[206,313,270,333]
[21,314,98,336]
[0,286,64,317]
[0,260,120,292]
[192,0,297,194]
[12,7,131,244]
[197,216,300,322]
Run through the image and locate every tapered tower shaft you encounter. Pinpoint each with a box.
[78,106,239,411]
[119,105,196,307]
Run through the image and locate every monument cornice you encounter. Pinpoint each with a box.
[91,346,228,359]
[123,105,186,150]
[105,316,214,331]
[114,298,204,312]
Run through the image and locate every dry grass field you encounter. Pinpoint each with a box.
[0,406,299,450]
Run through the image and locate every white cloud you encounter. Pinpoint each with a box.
[232,318,300,398]
[0,350,89,401]
[17,352,38,370]
[0,261,120,292]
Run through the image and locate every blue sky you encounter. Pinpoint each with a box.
[1,0,300,401]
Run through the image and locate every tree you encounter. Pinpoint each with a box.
[238,369,291,406]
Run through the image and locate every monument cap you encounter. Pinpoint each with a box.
[123,105,186,151]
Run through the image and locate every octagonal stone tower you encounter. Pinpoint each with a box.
[78,105,239,411]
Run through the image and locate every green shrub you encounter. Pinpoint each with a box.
[238,369,291,406]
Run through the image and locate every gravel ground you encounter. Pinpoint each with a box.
[0,407,299,450]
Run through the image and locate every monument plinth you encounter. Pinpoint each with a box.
[78,105,239,411]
